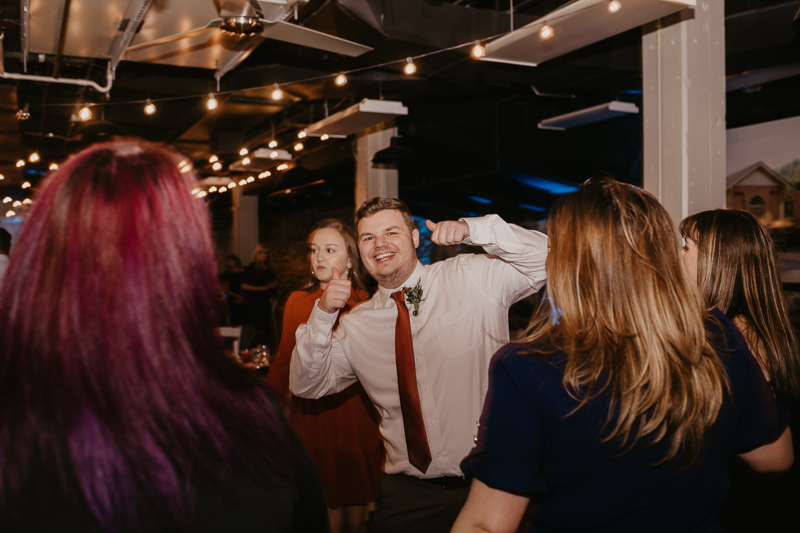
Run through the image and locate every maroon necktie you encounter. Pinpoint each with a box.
[390,291,432,473]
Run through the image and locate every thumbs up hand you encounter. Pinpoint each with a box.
[317,267,352,314]
[426,219,470,246]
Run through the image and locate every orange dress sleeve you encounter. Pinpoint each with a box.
[267,291,309,399]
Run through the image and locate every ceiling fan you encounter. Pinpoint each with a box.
[126,0,373,60]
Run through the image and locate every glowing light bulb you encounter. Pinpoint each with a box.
[403,58,416,75]
[608,1,621,13]
[28,152,40,163]
[197,191,207,198]
[5,211,14,217]
[79,105,92,121]
[219,187,227,193]
[471,42,485,59]
[247,176,255,183]
[298,131,307,139]
[270,151,278,159]
[228,182,237,189]
[12,201,21,207]
[259,171,271,179]
[23,199,32,205]
[21,181,31,189]
[144,99,156,115]
[242,157,250,165]
[191,188,200,195]
[0,174,4,180]
[321,134,329,141]
[268,140,278,148]
[239,179,247,186]
[239,148,249,156]
[49,163,58,170]
[208,186,218,193]
[178,160,192,173]
[212,162,222,171]
[294,143,304,152]
[335,73,348,87]
[209,155,218,163]
[539,25,554,40]
[207,93,218,110]
[277,163,288,171]
[271,84,283,101]
[2,197,11,203]
[16,160,25,168]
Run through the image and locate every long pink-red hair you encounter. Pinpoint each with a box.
[0,139,297,529]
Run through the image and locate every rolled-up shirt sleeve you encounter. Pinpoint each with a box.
[289,300,357,399]
[461,346,548,494]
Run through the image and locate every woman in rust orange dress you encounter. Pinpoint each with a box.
[268,218,383,533]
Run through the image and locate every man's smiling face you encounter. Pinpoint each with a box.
[357,209,419,289]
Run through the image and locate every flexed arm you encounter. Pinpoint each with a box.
[427,215,549,307]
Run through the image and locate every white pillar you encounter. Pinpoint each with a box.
[354,124,399,209]
[642,1,727,226]
[232,187,259,261]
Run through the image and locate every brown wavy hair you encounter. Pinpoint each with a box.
[680,209,800,398]
[355,197,415,233]
[521,176,728,467]
[304,218,368,296]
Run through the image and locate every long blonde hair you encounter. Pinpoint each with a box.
[522,177,728,466]
[680,209,800,398]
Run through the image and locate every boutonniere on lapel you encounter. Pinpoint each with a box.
[403,278,424,316]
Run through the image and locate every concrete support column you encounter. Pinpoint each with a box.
[354,124,399,209]
[642,1,727,226]
[233,187,259,261]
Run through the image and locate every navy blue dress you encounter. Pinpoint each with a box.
[461,310,789,533]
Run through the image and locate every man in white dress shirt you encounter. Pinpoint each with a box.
[290,198,548,532]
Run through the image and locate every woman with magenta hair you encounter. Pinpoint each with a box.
[268,219,383,533]
[453,177,792,533]
[0,139,327,532]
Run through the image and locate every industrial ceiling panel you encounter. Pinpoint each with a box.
[29,0,131,58]
[129,0,221,48]
[483,0,694,67]
[125,31,262,69]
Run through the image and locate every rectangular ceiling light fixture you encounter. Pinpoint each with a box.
[304,99,408,137]
[482,0,695,67]
[229,149,292,171]
[538,101,639,130]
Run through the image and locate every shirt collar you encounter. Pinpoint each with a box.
[376,261,425,307]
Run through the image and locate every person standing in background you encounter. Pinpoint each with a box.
[242,244,278,351]
[269,218,383,533]
[220,254,249,327]
[0,228,10,287]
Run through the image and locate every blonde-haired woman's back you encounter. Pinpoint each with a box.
[453,177,792,533]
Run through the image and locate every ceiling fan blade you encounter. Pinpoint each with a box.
[261,21,373,57]
[127,19,223,52]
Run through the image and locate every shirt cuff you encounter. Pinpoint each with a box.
[460,215,494,246]
[309,298,340,325]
